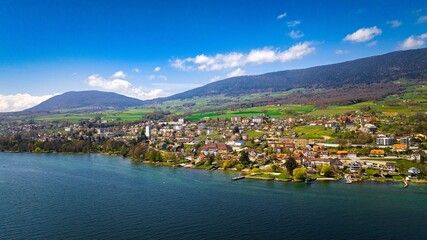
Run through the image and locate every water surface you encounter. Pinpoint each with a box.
[1,153,426,239]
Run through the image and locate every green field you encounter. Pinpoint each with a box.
[309,102,377,116]
[291,125,335,139]
[35,109,152,123]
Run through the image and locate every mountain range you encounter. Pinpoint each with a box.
[18,47,427,114]
[166,47,427,100]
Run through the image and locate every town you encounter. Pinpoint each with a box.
[1,108,426,185]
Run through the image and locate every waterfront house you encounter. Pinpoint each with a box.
[408,167,421,177]
[350,161,362,173]
[308,158,342,169]
[384,162,397,172]
[200,143,232,156]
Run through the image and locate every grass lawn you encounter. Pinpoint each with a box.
[245,130,269,139]
[292,125,335,139]
[35,108,152,122]
[365,168,380,175]
[275,172,291,179]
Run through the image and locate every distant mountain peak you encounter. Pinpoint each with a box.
[23,90,144,113]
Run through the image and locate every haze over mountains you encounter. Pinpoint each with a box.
[19,48,427,114]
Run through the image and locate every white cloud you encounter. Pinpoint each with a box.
[0,93,57,112]
[226,68,246,78]
[386,20,402,28]
[400,33,427,49]
[277,12,287,19]
[288,30,304,39]
[88,74,133,91]
[154,66,161,72]
[170,58,193,71]
[287,20,301,27]
[335,49,350,55]
[87,74,165,100]
[417,15,427,23]
[111,70,126,79]
[343,26,382,43]
[246,48,277,63]
[148,74,168,81]
[132,68,140,73]
[171,42,315,71]
[209,75,222,82]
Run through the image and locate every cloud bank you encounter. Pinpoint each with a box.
[0,93,56,112]
[86,72,165,100]
[171,42,315,71]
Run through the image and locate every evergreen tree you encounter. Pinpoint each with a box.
[285,157,297,176]
[233,126,240,134]
[239,151,250,166]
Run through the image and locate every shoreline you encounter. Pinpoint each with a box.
[132,159,427,185]
[1,151,426,185]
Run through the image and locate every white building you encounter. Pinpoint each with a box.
[145,125,151,138]
[376,137,396,146]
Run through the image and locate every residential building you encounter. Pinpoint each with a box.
[376,137,396,146]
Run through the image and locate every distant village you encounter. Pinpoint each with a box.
[1,112,426,183]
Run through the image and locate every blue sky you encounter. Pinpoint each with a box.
[0,0,426,111]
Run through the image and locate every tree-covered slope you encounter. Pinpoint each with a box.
[166,48,427,100]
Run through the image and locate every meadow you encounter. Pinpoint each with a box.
[33,82,426,123]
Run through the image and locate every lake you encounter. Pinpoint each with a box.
[1,153,426,239]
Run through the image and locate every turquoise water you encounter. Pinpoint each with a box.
[1,153,426,240]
